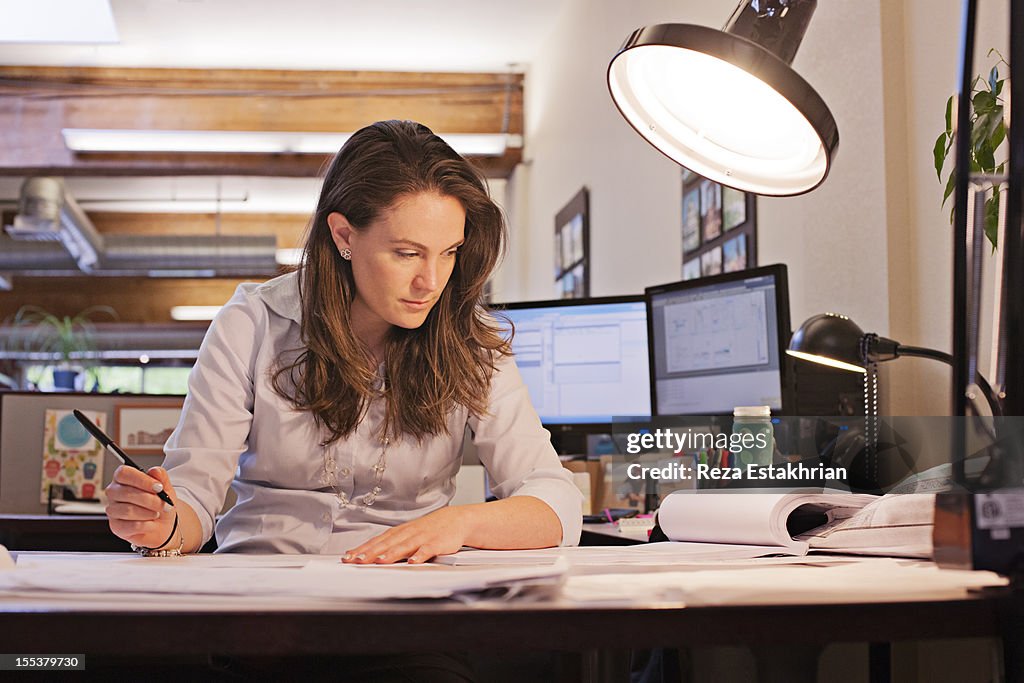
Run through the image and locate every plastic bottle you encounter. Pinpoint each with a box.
[732,406,774,468]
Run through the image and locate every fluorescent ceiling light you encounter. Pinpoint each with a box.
[0,0,118,44]
[171,306,222,322]
[62,129,517,157]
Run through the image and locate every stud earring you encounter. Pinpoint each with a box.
[340,248,351,260]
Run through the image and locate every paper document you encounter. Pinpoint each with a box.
[0,554,567,601]
[435,542,792,567]
[561,559,1007,605]
[799,493,935,558]
[656,490,876,553]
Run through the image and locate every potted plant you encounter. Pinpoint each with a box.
[9,305,117,391]
[934,50,1008,250]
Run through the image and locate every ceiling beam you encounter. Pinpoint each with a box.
[0,67,524,179]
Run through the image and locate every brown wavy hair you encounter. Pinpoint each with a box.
[273,120,511,444]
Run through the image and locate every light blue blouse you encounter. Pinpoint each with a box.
[163,271,583,554]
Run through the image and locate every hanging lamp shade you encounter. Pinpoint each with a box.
[607,0,838,196]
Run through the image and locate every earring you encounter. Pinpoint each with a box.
[340,248,351,260]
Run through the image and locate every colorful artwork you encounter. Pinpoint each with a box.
[700,180,722,242]
[682,258,702,281]
[700,246,723,277]
[723,234,748,273]
[722,187,747,231]
[681,185,701,254]
[40,409,105,503]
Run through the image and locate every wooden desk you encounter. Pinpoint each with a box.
[0,553,1020,683]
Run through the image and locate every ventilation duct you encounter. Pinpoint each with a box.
[1,177,280,282]
[0,322,209,361]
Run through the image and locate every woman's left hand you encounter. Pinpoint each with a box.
[342,506,470,565]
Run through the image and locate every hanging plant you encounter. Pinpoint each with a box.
[934,49,1008,250]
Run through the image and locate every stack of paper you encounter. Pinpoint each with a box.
[0,553,567,601]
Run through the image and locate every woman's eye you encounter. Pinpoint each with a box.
[397,251,418,259]
[445,249,460,257]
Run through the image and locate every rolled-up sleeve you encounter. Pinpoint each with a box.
[468,354,583,547]
[162,286,260,547]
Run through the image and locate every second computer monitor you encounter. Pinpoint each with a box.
[492,296,651,427]
[646,264,792,416]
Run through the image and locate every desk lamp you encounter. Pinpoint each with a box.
[786,312,1002,415]
[607,0,838,196]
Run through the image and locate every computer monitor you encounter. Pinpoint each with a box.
[645,264,792,416]
[490,296,651,430]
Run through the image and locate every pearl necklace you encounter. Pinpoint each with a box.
[322,435,390,508]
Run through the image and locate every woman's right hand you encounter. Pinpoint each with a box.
[104,466,179,549]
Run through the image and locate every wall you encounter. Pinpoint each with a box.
[498,0,891,366]
[894,0,1010,415]
[497,0,1011,417]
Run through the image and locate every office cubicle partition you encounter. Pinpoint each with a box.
[0,391,183,514]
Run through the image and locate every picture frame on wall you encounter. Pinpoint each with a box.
[682,258,701,281]
[554,187,590,299]
[700,180,722,242]
[681,169,757,278]
[115,401,185,456]
[700,246,723,277]
[722,186,747,231]
[723,233,747,273]
[681,185,701,254]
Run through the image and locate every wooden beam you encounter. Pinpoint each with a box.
[0,67,524,179]
[0,276,265,323]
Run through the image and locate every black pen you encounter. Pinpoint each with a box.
[72,409,174,507]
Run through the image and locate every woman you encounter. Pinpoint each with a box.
[104,120,582,564]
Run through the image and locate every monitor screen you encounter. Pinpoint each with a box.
[646,264,791,416]
[492,297,651,426]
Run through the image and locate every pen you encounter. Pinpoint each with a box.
[604,508,614,524]
[72,409,174,507]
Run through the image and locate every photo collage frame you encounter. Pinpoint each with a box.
[554,187,590,299]
[681,169,757,280]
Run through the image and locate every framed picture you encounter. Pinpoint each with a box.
[722,187,747,231]
[115,401,185,456]
[554,187,590,299]
[723,234,748,272]
[700,246,723,277]
[681,185,701,254]
[682,258,702,281]
[39,409,106,503]
[681,170,757,278]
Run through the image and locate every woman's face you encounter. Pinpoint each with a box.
[328,191,466,336]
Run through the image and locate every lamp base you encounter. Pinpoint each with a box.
[935,490,1024,577]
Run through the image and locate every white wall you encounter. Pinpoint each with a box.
[499,0,890,337]
[494,0,1011,416]
[893,0,1009,414]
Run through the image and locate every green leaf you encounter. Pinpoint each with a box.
[934,133,948,180]
[991,119,1006,149]
[996,79,1005,96]
[977,140,995,171]
[973,90,997,113]
[943,169,957,207]
[985,192,1000,250]
[945,95,954,134]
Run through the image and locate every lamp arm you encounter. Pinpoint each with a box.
[895,345,953,365]
[896,344,1003,417]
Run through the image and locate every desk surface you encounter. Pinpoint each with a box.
[0,551,1014,658]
